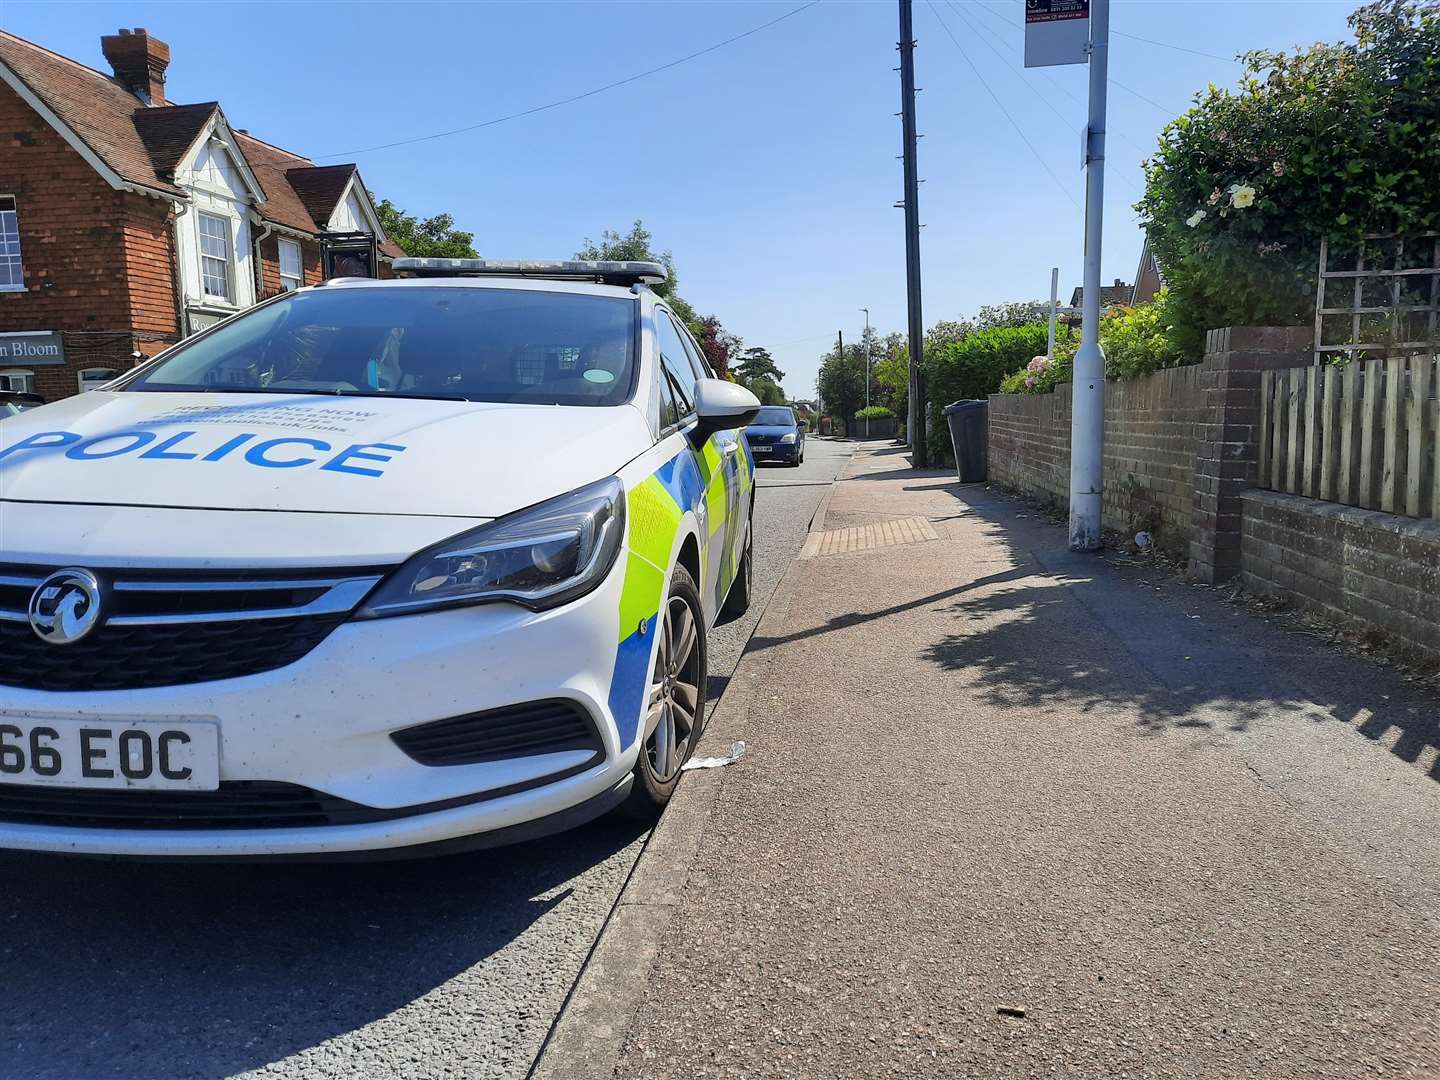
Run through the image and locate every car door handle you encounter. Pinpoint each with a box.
[723,442,739,455]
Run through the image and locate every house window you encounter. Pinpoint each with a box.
[0,369,35,393]
[278,239,303,292]
[0,196,22,292]
[77,367,117,393]
[198,212,232,301]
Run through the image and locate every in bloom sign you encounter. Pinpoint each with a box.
[0,330,65,365]
[1025,0,1090,68]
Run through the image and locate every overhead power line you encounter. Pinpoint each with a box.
[1112,30,1244,64]
[943,0,1070,128]
[1108,77,1183,117]
[924,0,1080,210]
[318,1,821,159]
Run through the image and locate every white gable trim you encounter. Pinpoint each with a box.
[0,57,181,201]
[326,173,388,243]
[174,110,267,204]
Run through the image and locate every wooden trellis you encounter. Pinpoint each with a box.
[1315,233,1440,364]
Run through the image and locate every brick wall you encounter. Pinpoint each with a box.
[987,365,1206,556]
[0,79,179,398]
[1241,490,1440,667]
[988,382,1072,509]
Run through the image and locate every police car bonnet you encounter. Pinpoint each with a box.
[0,392,652,518]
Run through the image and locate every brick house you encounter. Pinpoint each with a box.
[0,27,405,402]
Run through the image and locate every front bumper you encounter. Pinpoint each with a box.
[750,442,799,462]
[0,559,648,858]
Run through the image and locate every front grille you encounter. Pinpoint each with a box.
[0,564,383,691]
[0,780,459,830]
[393,699,603,767]
[746,433,777,445]
[0,616,347,691]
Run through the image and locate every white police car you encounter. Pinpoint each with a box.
[0,260,760,858]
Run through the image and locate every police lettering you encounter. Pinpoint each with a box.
[0,431,406,477]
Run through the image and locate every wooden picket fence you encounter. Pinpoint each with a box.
[1259,355,1439,520]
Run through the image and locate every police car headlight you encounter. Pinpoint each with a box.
[356,477,626,618]
[779,432,798,444]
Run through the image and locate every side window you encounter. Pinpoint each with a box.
[656,364,682,430]
[655,311,697,415]
[677,322,713,380]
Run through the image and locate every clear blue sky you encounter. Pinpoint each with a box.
[6,0,1356,398]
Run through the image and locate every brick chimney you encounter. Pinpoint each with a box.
[100,28,169,105]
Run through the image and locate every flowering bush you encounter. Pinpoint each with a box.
[998,292,1188,394]
[1135,0,1440,356]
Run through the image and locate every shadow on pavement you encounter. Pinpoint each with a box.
[0,813,647,1080]
[919,482,1440,781]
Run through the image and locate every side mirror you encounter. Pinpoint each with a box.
[692,378,761,438]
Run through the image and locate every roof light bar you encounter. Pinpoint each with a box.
[392,258,668,287]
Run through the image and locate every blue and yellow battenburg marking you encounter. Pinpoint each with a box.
[606,439,751,749]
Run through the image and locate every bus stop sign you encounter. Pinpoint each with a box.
[1025,0,1090,68]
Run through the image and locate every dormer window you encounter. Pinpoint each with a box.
[198,212,232,301]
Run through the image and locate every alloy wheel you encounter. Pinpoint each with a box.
[644,595,702,782]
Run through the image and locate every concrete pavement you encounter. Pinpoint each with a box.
[542,442,1440,1079]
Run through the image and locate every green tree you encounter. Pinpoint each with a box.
[873,343,910,420]
[1137,0,1440,356]
[734,346,785,386]
[375,199,479,258]
[974,300,1051,330]
[747,376,786,405]
[576,220,681,300]
[817,341,867,431]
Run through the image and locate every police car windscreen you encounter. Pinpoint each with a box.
[128,287,637,406]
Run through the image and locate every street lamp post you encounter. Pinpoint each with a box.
[861,307,871,438]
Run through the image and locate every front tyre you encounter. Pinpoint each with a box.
[719,515,753,622]
[623,564,706,818]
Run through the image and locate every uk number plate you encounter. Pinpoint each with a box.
[0,717,220,791]
[750,444,772,453]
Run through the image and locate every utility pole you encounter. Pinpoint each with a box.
[1047,267,1060,360]
[1069,0,1108,551]
[898,0,928,467]
[836,329,844,433]
[860,307,872,438]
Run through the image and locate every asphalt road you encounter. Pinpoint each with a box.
[0,437,854,1080]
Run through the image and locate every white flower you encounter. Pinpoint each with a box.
[1186,209,1207,228]
[1229,184,1256,209]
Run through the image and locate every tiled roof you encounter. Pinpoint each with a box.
[284,164,357,229]
[1,29,403,256]
[130,101,217,178]
[232,132,323,235]
[1068,283,1135,309]
[0,29,181,194]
